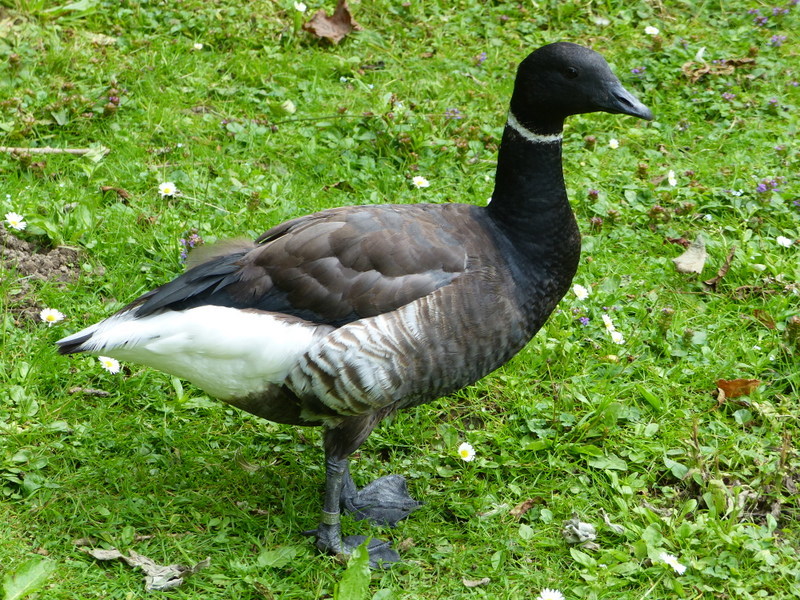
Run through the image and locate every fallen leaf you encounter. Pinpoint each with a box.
[509,498,539,519]
[322,180,355,193]
[462,577,491,588]
[99,186,132,201]
[672,236,706,274]
[302,0,362,45]
[787,316,800,350]
[681,57,755,83]
[83,547,209,591]
[600,509,626,535]
[703,245,736,290]
[67,386,111,397]
[562,515,597,544]
[716,378,760,398]
[753,309,776,329]
[665,236,691,248]
[397,537,415,552]
[88,32,117,46]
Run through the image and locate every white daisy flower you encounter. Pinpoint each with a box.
[294,1,307,12]
[644,26,660,35]
[608,138,619,149]
[536,589,565,600]
[776,236,793,248]
[412,176,430,189]
[192,42,204,51]
[39,308,65,326]
[457,442,475,462]
[98,356,121,374]
[5,211,27,231]
[659,552,687,575]
[158,182,178,197]
[572,284,590,300]
[601,314,616,331]
[667,170,677,187]
[610,330,625,344]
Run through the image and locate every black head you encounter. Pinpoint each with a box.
[509,42,653,134]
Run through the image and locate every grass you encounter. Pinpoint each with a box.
[1,0,799,598]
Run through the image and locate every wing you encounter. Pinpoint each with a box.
[132,204,469,326]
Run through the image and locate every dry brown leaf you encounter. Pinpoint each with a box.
[787,316,800,350]
[302,0,362,45]
[397,537,416,552]
[753,309,776,330]
[665,237,691,248]
[100,185,131,200]
[83,547,210,591]
[716,378,761,398]
[67,386,111,397]
[673,236,706,274]
[509,498,539,519]
[681,57,755,83]
[703,245,736,290]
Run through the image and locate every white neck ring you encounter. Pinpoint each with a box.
[506,112,562,144]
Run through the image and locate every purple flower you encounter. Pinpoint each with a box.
[722,92,736,100]
[769,35,787,46]
[756,177,785,195]
[768,97,779,105]
[179,228,204,262]
[579,317,590,326]
[444,108,464,120]
[475,52,487,65]
[631,66,646,75]
[772,6,789,15]
[754,15,769,26]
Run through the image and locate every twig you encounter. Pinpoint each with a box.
[0,146,96,155]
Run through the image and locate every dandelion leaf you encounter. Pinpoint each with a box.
[2,559,55,600]
[333,540,370,600]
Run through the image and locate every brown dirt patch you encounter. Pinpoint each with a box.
[1,223,83,323]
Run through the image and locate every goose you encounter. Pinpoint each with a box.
[57,42,652,567]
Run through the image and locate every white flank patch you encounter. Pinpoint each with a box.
[58,306,319,400]
[506,111,562,144]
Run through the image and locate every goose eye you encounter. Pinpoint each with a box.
[565,66,579,79]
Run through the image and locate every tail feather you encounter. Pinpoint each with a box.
[56,330,95,355]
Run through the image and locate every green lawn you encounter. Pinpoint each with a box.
[1,1,798,598]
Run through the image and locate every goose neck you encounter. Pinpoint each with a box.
[487,111,571,238]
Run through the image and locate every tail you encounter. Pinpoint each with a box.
[55,239,257,356]
[56,329,96,355]
[55,310,154,356]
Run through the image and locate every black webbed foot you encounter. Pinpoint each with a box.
[341,473,422,526]
[308,522,400,568]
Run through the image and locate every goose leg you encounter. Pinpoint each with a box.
[341,465,421,526]
[313,455,400,568]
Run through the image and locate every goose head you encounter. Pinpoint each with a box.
[509,42,654,135]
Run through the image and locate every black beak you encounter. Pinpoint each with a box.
[601,80,654,121]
